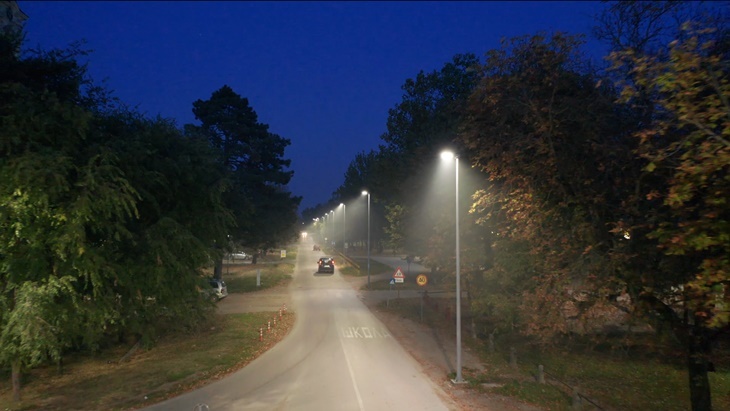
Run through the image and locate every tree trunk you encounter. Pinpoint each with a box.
[12,359,21,402]
[213,258,223,280]
[688,322,712,411]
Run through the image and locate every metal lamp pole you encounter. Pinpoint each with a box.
[441,151,463,383]
[340,203,346,252]
[361,190,371,288]
[329,210,335,247]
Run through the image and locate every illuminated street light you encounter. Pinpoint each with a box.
[339,203,346,251]
[322,214,328,244]
[361,190,371,288]
[329,210,335,247]
[440,150,463,384]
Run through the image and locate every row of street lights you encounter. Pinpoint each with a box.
[312,151,462,383]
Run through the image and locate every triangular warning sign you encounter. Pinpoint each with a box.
[393,267,405,278]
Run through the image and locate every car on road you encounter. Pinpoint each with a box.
[317,257,335,273]
[208,278,228,300]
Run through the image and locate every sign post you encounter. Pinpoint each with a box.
[393,267,405,299]
[388,278,395,307]
[417,274,428,322]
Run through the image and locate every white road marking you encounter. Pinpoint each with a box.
[341,326,392,338]
[338,330,365,411]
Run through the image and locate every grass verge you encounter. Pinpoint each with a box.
[377,297,730,411]
[0,311,295,411]
[224,262,293,293]
[1,253,299,411]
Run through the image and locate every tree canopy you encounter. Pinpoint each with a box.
[1,34,304,402]
[186,85,301,258]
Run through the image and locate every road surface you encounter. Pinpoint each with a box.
[142,237,457,411]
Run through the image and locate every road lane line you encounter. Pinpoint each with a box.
[338,333,365,411]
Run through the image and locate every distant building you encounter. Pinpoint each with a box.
[0,1,28,35]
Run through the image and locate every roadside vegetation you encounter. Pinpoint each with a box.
[0,254,297,410]
[222,262,293,293]
[3,1,729,410]
[304,2,729,409]
[0,26,300,403]
[0,311,295,411]
[379,297,730,411]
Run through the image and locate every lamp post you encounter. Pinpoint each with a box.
[329,210,335,247]
[322,214,327,245]
[441,150,463,384]
[361,190,371,288]
[339,203,346,252]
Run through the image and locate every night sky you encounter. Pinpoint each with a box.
[18,1,608,212]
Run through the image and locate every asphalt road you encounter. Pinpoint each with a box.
[142,237,456,411]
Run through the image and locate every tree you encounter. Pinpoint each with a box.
[0,34,138,400]
[0,33,234,401]
[460,32,637,340]
[333,54,483,258]
[611,22,729,411]
[379,53,481,199]
[92,110,233,342]
[187,85,300,268]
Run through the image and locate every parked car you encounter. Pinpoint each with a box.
[229,251,251,260]
[207,278,228,300]
[317,257,335,273]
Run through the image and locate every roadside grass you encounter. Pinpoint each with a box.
[377,297,730,411]
[220,247,296,293]
[223,262,293,293]
[322,253,392,278]
[0,311,295,411]
[0,252,298,411]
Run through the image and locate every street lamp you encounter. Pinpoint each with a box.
[321,214,328,244]
[329,210,335,247]
[441,150,463,384]
[361,190,371,288]
[339,203,346,252]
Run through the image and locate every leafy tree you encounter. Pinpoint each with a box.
[0,33,233,401]
[333,150,383,201]
[186,85,300,268]
[611,22,729,411]
[0,34,138,400]
[383,203,407,253]
[460,32,636,340]
[334,54,482,258]
[92,111,232,342]
[379,53,481,200]
[593,0,692,56]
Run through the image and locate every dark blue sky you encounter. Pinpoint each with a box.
[19,1,608,212]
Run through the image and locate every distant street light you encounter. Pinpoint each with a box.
[440,150,463,384]
[321,214,328,243]
[361,190,371,288]
[329,210,335,247]
[339,203,346,252]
